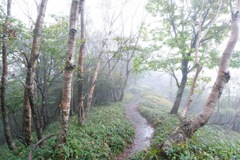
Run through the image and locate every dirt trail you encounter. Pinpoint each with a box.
[116,97,154,160]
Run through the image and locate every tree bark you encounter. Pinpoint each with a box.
[170,59,188,114]
[1,0,16,152]
[22,0,48,145]
[78,0,85,125]
[160,5,240,153]
[57,0,79,145]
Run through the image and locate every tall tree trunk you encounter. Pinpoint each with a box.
[22,0,48,145]
[180,65,202,119]
[180,19,203,120]
[1,0,16,152]
[57,0,79,145]
[41,52,49,128]
[170,60,188,114]
[119,60,131,101]
[86,58,101,113]
[86,37,110,111]
[78,0,85,125]
[119,72,129,101]
[84,67,91,108]
[160,5,240,153]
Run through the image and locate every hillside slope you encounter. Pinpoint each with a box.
[0,94,135,159]
[133,92,240,160]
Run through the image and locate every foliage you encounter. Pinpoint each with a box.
[135,0,229,78]
[0,94,134,159]
[41,15,68,67]
[133,92,240,160]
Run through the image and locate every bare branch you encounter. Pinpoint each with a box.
[28,134,56,160]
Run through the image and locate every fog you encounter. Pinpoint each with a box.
[129,70,240,133]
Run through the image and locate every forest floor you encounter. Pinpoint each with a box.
[1,92,240,159]
[116,96,154,160]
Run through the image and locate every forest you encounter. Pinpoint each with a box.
[0,0,240,159]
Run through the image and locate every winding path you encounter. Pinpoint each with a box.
[116,97,154,159]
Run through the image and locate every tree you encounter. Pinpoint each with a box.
[57,0,79,145]
[22,0,48,145]
[180,1,222,120]
[145,0,229,114]
[85,0,128,116]
[86,40,104,113]
[1,0,16,151]
[111,33,142,102]
[38,16,68,128]
[77,0,86,125]
[160,0,240,153]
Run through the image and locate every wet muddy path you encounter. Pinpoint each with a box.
[116,97,154,160]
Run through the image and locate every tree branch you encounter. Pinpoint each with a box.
[28,134,56,160]
[170,70,180,88]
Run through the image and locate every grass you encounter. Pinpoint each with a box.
[1,90,240,159]
[0,93,134,160]
[133,92,240,160]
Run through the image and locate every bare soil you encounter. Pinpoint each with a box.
[116,97,154,160]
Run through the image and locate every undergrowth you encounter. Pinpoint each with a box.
[0,94,134,159]
[133,92,240,160]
